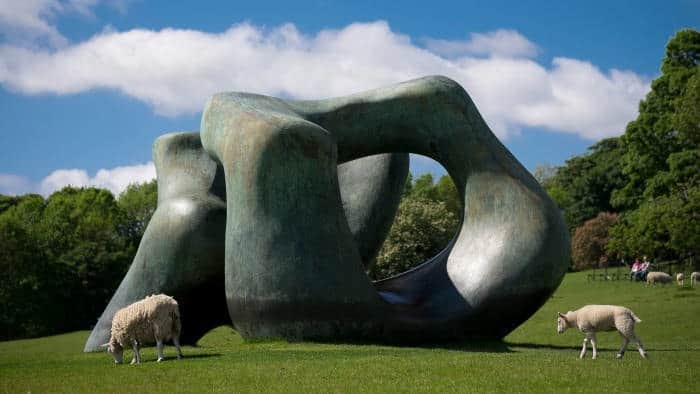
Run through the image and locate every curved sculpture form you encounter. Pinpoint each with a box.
[200,75,570,341]
[84,132,408,351]
[86,75,569,350]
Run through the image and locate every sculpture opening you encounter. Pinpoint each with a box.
[368,156,461,283]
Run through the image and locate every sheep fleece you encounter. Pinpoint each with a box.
[569,305,639,335]
[646,272,672,284]
[111,294,180,347]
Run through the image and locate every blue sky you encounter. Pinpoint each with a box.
[0,0,698,196]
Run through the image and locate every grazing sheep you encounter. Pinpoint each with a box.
[691,272,699,286]
[102,294,183,364]
[677,273,685,286]
[646,271,673,285]
[557,305,647,359]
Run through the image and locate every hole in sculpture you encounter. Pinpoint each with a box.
[367,155,462,282]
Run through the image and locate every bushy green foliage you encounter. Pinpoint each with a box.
[0,182,158,341]
[370,197,459,280]
[612,29,700,211]
[539,29,699,265]
[541,138,625,231]
[370,173,460,280]
[118,179,157,244]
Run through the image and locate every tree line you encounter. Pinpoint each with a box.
[0,181,156,340]
[535,29,699,270]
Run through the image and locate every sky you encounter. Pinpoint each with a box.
[0,0,698,196]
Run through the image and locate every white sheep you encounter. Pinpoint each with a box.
[101,294,183,364]
[646,271,672,285]
[676,272,684,286]
[557,305,647,359]
[691,272,699,286]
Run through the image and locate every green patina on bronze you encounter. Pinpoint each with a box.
[84,132,407,351]
[86,76,569,350]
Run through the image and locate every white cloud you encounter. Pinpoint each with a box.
[0,21,650,141]
[0,0,124,47]
[39,162,155,196]
[0,162,155,197]
[0,0,67,46]
[424,29,540,58]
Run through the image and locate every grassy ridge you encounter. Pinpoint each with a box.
[1,270,698,393]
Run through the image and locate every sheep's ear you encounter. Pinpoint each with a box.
[99,343,109,350]
[557,312,566,318]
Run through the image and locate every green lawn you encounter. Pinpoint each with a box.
[1,270,698,393]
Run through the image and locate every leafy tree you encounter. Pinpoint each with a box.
[672,69,700,145]
[118,179,157,245]
[0,195,49,339]
[570,212,617,271]
[0,187,141,340]
[545,138,626,230]
[605,30,700,262]
[370,172,462,279]
[370,197,459,280]
[410,173,438,200]
[434,174,461,219]
[613,29,700,210]
[608,158,700,261]
[37,187,135,332]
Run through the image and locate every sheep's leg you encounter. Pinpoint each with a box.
[131,343,141,364]
[632,335,647,359]
[590,333,598,359]
[579,336,589,359]
[156,339,165,362]
[617,335,629,358]
[173,337,183,359]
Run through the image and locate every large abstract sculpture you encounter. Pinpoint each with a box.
[85,76,569,351]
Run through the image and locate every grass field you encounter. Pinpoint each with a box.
[1,270,698,393]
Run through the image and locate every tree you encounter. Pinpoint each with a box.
[672,69,700,146]
[410,173,438,200]
[369,197,459,280]
[434,174,461,219]
[545,138,626,230]
[606,30,700,262]
[118,179,158,245]
[37,187,135,333]
[570,212,617,271]
[0,195,49,339]
[613,29,700,210]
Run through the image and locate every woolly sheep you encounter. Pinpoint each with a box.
[676,273,684,286]
[102,294,183,364]
[557,305,647,359]
[691,272,699,286]
[646,271,672,285]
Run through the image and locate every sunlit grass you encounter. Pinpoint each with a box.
[1,270,698,393]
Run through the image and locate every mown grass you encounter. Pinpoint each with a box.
[1,270,698,393]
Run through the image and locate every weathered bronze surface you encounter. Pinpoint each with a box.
[85,76,569,350]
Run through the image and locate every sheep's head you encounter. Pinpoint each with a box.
[101,339,124,364]
[556,312,570,334]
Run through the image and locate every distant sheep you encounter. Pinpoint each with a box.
[102,294,183,364]
[646,271,672,285]
[676,273,684,286]
[692,272,699,286]
[557,305,647,359]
